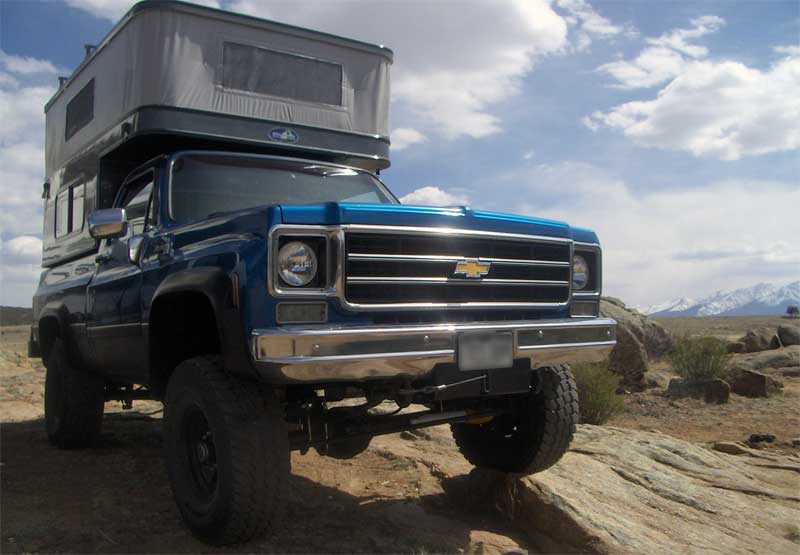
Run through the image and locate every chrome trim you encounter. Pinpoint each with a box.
[343,224,573,245]
[268,224,344,298]
[340,224,574,311]
[268,223,581,311]
[346,277,569,286]
[572,243,602,296]
[252,317,616,382]
[347,253,571,267]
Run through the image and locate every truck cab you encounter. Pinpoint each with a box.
[30,1,616,546]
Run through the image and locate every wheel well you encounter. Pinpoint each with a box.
[38,316,61,364]
[149,292,221,398]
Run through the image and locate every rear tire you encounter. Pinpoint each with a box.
[163,356,290,545]
[451,364,579,474]
[44,338,105,448]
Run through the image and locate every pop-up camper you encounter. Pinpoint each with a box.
[42,0,392,266]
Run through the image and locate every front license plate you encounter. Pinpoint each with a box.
[458,332,513,372]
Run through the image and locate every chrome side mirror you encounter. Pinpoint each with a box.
[89,208,128,240]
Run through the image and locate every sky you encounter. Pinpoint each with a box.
[0,0,798,308]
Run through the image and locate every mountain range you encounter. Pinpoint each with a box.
[640,281,800,317]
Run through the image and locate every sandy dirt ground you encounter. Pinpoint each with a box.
[1,326,528,554]
[654,315,791,341]
[1,322,798,553]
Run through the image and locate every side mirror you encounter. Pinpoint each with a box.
[89,208,128,240]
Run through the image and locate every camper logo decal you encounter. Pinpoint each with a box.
[269,128,299,143]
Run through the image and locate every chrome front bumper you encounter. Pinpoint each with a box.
[252,318,617,383]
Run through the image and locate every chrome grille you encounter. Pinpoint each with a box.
[344,228,572,308]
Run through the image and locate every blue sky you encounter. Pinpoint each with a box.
[1,0,798,307]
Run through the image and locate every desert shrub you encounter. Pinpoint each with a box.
[668,335,729,381]
[571,362,625,425]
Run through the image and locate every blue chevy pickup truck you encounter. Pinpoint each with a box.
[30,1,616,545]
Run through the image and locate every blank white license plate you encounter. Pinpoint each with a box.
[458,332,513,372]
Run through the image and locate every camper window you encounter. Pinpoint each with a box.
[222,42,343,106]
[65,79,94,141]
[54,183,85,238]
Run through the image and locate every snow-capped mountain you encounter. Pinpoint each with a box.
[641,281,800,317]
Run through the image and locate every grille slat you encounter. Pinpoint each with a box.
[344,229,572,307]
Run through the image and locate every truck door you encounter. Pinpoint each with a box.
[87,169,155,381]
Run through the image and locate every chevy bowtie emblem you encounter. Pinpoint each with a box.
[453,258,491,279]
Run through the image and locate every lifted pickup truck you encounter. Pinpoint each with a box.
[30,1,616,545]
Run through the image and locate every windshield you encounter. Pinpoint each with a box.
[169,153,397,223]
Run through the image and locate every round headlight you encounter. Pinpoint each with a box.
[572,255,590,290]
[278,241,318,287]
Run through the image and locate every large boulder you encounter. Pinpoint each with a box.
[666,378,730,404]
[729,345,800,374]
[729,369,784,398]
[601,298,675,359]
[449,427,800,555]
[608,324,648,389]
[739,328,781,353]
[600,298,675,389]
[777,325,800,347]
[373,424,800,555]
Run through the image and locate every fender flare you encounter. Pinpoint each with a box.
[36,303,71,361]
[147,267,253,383]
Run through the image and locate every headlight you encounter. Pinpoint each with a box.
[278,241,318,287]
[572,254,590,290]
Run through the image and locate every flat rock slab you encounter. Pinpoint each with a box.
[384,425,800,555]
[507,427,800,554]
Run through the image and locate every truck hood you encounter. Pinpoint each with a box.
[279,202,597,242]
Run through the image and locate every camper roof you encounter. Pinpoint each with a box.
[46,0,393,110]
[45,0,393,174]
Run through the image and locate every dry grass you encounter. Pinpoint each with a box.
[571,362,624,425]
[668,336,730,381]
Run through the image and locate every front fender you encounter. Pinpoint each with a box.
[149,267,253,379]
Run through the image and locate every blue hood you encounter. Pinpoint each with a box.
[279,202,597,242]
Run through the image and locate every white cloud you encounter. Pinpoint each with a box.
[0,236,42,307]
[588,13,799,161]
[0,51,66,76]
[480,162,800,305]
[557,0,627,52]
[65,0,220,21]
[586,48,800,160]
[400,186,471,207]
[2,236,42,265]
[597,15,724,89]
[391,128,427,151]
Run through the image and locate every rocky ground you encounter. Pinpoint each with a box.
[1,323,799,554]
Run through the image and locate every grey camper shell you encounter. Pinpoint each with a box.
[41,0,393,267]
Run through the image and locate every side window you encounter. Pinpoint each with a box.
[118,173,155,236]
[54,182,85,238]
[65,79,94,141]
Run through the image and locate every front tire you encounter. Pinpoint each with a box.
[451,364,579,474]
[44,338,105,448]
[163,356,290,545]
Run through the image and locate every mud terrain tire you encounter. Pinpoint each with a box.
[451,364,579,474]
[164,356,289,545]
[44,338,105,448]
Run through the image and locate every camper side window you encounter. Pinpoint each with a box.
[222,42,343,106]
[65,79,94,141]
[54,183,85,238]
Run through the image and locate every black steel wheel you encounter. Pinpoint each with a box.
[451,364,579,474]
[164,356,289,545]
